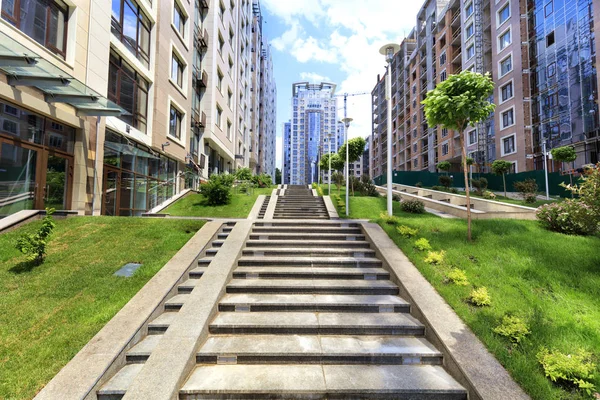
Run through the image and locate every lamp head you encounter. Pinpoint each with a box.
[379,43,400,63]
[340,117,353,128]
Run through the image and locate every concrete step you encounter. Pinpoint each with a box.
[147,311,178,334]
[196,335,442,364]
[209,312,425,335]
[252,227,361,234]
[126,334,163,363]
[188,266,206,278]
[232,266,389,280]
[198,258,212,266]
[237,256,383,267]
[180,364,467,399]
[217,233,229,239]
[97,363,144,400]
[245,240,371,249]
[248,233,366,241]
[218,293,410,313]
[274,216,330,220]
[164,293,189,310]
[241,248,376,258]
[178,279,201,293]
[226,279,399,295]
[212,240,224,248]
[254,222,359,227]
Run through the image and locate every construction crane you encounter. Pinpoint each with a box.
[333,91,371,121]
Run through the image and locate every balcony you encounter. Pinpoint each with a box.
[451,12,461,28]
[193,66,208,88]
[192,109,207,128]
[451,28,461,44]
[194,24,208,49]
[200,0,209,10]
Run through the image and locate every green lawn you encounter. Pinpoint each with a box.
[333,195,600,400]
[0,217,205,399]
[459,191,560,208]
[164,187,274,218]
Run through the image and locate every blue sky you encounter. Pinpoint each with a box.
[259,0,424,169]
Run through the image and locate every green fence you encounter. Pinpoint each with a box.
[374,170,573,197]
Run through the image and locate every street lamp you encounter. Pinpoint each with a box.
[328,133,333,195]
[379,43,400,216]
[341,117,353,217]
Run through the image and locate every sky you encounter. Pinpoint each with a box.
[259,0,425,171]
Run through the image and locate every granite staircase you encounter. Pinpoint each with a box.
[274,185,328,219]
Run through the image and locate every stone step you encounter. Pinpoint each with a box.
[245,240,370,249]
[274,216,330,220]
[237,256,383,267]
[164,293,189,310]
[180,364,467,399]
[226,279,399,295]
[232,266,389,280]
[97,363,144,400]
[212,240,224,248]
[178,279,201,293]
[209,312,425,335]
[198,258,212,266]
[196,335,441,364]
[188,266,206,278]
[147,311,178,334]
[241,248,376,258]
[252,227,361,234]
[126,334,163,363]
[218,293,409,313]
[254,222,358,227]
[248,233,366,241]
[217,233,229,239]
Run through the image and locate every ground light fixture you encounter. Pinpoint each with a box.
[379,43,400,216]
[341,117,353,217]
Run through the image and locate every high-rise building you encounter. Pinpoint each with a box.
[0,0,276,219]
[282,121,292,184]
[258,38,277,178]
[288,82,337,185]
[371,0,600,178]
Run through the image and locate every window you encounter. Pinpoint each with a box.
[227,89,233,108]
[499,28,511,50]
[171,53,184,87]
[440,70,447,82]
[467,45,475,59]
[465,2,474,18]
[216,105,223,129]
[544,92,558,109]
[217,69,223,92]
[111,0,151,67]
[218,0,225,21]
[545,1,553,16]
[108,50,149,133]
[173,1,186,38]
[500,81,513,102]
[466,23,474,38]
[440,51,446,65]
[169,106,182,139]
[442,143,449,155]
[502,134,516,155]
[218,33,225,54]
[441,128,448,137]
[228,56,234,72]
[546,31,555,47]
[2,0,68,58]
[501,108,514,128]
[227,120,232,140]
[468,130,477,145]
[547,62,556,77]
[229,26,234,46]
[498,3,510,25]
[500,55,512,76]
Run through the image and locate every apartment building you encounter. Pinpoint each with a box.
[282,121,291,184]
[258,38,277,178]
[371,0,600,178]
[0,0,275,219]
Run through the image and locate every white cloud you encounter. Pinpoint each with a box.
[300,72,331,82]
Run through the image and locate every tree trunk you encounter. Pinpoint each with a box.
[460,133,472,241]
[502,173,507,199]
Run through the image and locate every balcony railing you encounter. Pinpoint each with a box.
[195,25,209,49]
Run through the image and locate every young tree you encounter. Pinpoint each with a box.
[275,168,282,185]
[437,161,451,175]
[332,172,344,195]
[338,137,367,196]
[319,153,345,172]
[491,159,513,199]
[551,145,578,189]
[422,71,495,241]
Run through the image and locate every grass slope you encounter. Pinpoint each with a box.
[334,195,600,400]
[164,187,273,218]
[0,217,205,399]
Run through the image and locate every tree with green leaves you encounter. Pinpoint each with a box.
[551,145,578,189]
[319,153,345,172]
[275,168,282,185]
[338,137,367,196]
[422,71,495,241]
[491,159,513,199]
[437,161,451,175]
[331,172,344,195]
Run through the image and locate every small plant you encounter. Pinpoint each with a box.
[536,199,597,236]
[379,212,400,225]
[468,287,491,306]
[537,347,596,395]
[15,208,56,266]
[446,268,469,286]
[360,174,379,197]
[200,174,233,205]
[524,194,537,204]
[414,238,432,252]
[482,190,497,200]
[392,193,401,202]
[450,188,458,194]
[471,177,488,196]
[493,315,531,344]
[424,250,445,265]
[397,225,418,238]
[432,185,445,191]
[401,199,425,214]
[514,179,539,203]
[316,185,324,196]
[439,175,453,189]
[491,160,514,198]
[235,167,252,181]
[415,182,423,188]
[251,173,272,188]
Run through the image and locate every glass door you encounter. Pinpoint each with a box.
[0,140,41,216]
[102,168,120,216]
[43,154,73,210]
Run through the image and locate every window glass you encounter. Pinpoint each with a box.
[500,56,512,76]
[169,106,182,139]
[498,3,510,24]
[499,29,511,50]
[466,24,474,38]
[501,82,513,101]
[111,0,151,67]
[173,1,186,37]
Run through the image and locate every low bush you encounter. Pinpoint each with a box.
[450,188,458,194]
[493,315,531,344]
[469,287,491,306]
[392,193,401,202]
[401,199,425,214]
[413,238,432,252]
[200,174,233,205]
[360,174,379,197]
[252,173,272,188]
[524,194,537,204]
[424,250,445,265]
[379,212,400,225]
[537,348,597,396]
[446,268,469,286]
[235,167,252,181]
[439,175,453,189]
[482,190,497,200]
[415,182,423,188]
[471,177,488,195]
[514,179,539,202]
[15,208,56,265]
[536,200,597,236]
[397,225,418,238]
[431,185,445,192]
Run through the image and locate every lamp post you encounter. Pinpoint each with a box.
[341,117,353,217]
[379,43,400,216]
[328,134,332,195]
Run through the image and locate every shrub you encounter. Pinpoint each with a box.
[524,194,537,204]
[414,238,432,252]
[446,268,469,286]
[514,179,539,202]
[493,315,531,344]
[432,185,445,192]
[316,185,324,196]
[424,250,445,265]
[332,172,344,194]
[471,177,488,195]
[537,348,597,395]
[562,163,600,226]
[450,188,458,194]
[360,174,379,197]
[401,199,425,214]
[469,287,491,306]
[392,193,401,202]
[15,208,56,266]
[439,175,453,189]
[379,212,400,225]
[200,174,233,205]
[397,225,418,238]
[482,190,496,200]
[437,161,451,173]
[536,199,597,236]
[350,176,363,195]
[235,167,252,181]
[415,182,423,188]
[252,173,272,188]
